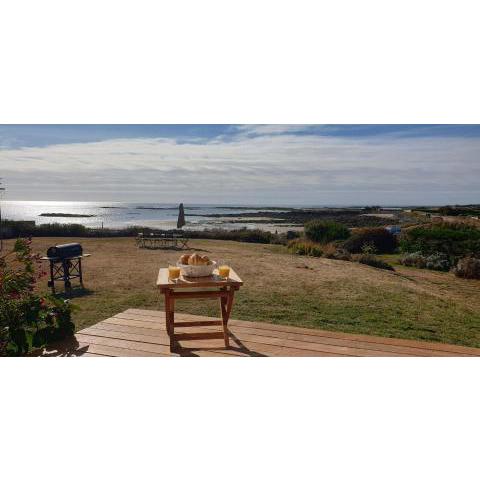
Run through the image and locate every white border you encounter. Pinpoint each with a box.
[1,0,479,123]
[1,1,479,479]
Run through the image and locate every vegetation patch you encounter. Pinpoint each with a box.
[353,253,395,271]
[343,227,397,254]
[304,220,350,244]
[454,257,480,279]
[287,239,323,257]
[0,239,76,356]
[399,222,480,257]
[399,251,452,272]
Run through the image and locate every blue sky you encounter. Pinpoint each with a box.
[1,124,479,205]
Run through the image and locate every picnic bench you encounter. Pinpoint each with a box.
[157,267,243,352]
[136,231,189,249]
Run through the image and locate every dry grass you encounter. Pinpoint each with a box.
[8,237,480,348]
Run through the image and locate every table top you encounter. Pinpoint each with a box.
[157,267,243,289]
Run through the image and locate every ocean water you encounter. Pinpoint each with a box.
[1,201,294,232]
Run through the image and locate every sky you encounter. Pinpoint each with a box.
[1,124,479,205]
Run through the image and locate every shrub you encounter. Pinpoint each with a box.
[454,257,480,279]
[354,254,395,271]
[399,251,452,271]
[399,222,480,257]
[361,241,378,255]
[189,228,273,244]
[399,251,428,269]
[425,253,451,271]
[287,239,323,257]
[321,243,338,259]
[332,249,352,261]
[343,228,397,254]
[286,230,301,241]
[0,239,76,356]
[321,243,351,261]
[304,220,350,244]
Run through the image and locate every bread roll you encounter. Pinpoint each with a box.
[179,254,190,265]
[188,253,202,265]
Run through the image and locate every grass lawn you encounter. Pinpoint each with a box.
[10,237,480,348]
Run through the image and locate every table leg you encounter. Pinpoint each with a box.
[169,297,175,352]
[164,290,171,335]
[220,288,235,348]
[164,290,175,352]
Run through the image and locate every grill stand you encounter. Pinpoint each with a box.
[42,254,90,295]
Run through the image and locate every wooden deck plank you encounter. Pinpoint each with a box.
[82,320,348,356]
[75,333,173,356]
[39,309,480,357]
[77,342,165,357]
[124,309,480,356]
[107,313,464,357]
[82,322,412,357]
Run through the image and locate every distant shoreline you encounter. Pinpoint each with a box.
[39,213,96,218]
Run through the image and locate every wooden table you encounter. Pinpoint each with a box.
[157,268,243,352]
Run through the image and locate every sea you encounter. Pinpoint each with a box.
[1,201,298,232]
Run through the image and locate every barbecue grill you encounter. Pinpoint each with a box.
[41,243,91,294]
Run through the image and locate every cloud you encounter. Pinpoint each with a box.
[234,125,316,136]
[1,129,480,204]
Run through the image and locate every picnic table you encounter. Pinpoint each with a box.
[136,232,189,249]
[157,267,243,352]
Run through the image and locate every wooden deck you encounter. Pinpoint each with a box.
[40,309,480,357]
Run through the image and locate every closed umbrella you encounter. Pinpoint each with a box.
[177,203,186,229]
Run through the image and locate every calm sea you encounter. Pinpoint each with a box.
[2,201,294,232]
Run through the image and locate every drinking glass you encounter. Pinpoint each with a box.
[168,264,181,281]
[217,259,230,279]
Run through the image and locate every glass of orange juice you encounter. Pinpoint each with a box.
[218,264,230,279]
[168,265,181,281]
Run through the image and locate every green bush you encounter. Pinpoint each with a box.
[454,257,480,279]
[343,228,397,254]
[304,220,350,244]
[399,222,480,257]
[0,239,76,356]
[354,254,395,271]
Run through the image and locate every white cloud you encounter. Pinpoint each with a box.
[1,132,480,204]
[234,124,314,136]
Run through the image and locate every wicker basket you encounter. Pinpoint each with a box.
[177,261,217,277]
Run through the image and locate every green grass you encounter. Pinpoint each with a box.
[227,284,479,347]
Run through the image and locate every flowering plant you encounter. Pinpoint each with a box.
[0,239,76,356]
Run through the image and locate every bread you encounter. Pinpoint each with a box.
[188,253,203,265]
[179,254,190,265]
[185,253,211,266]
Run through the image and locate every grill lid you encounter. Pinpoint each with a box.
[47,243,83,259]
